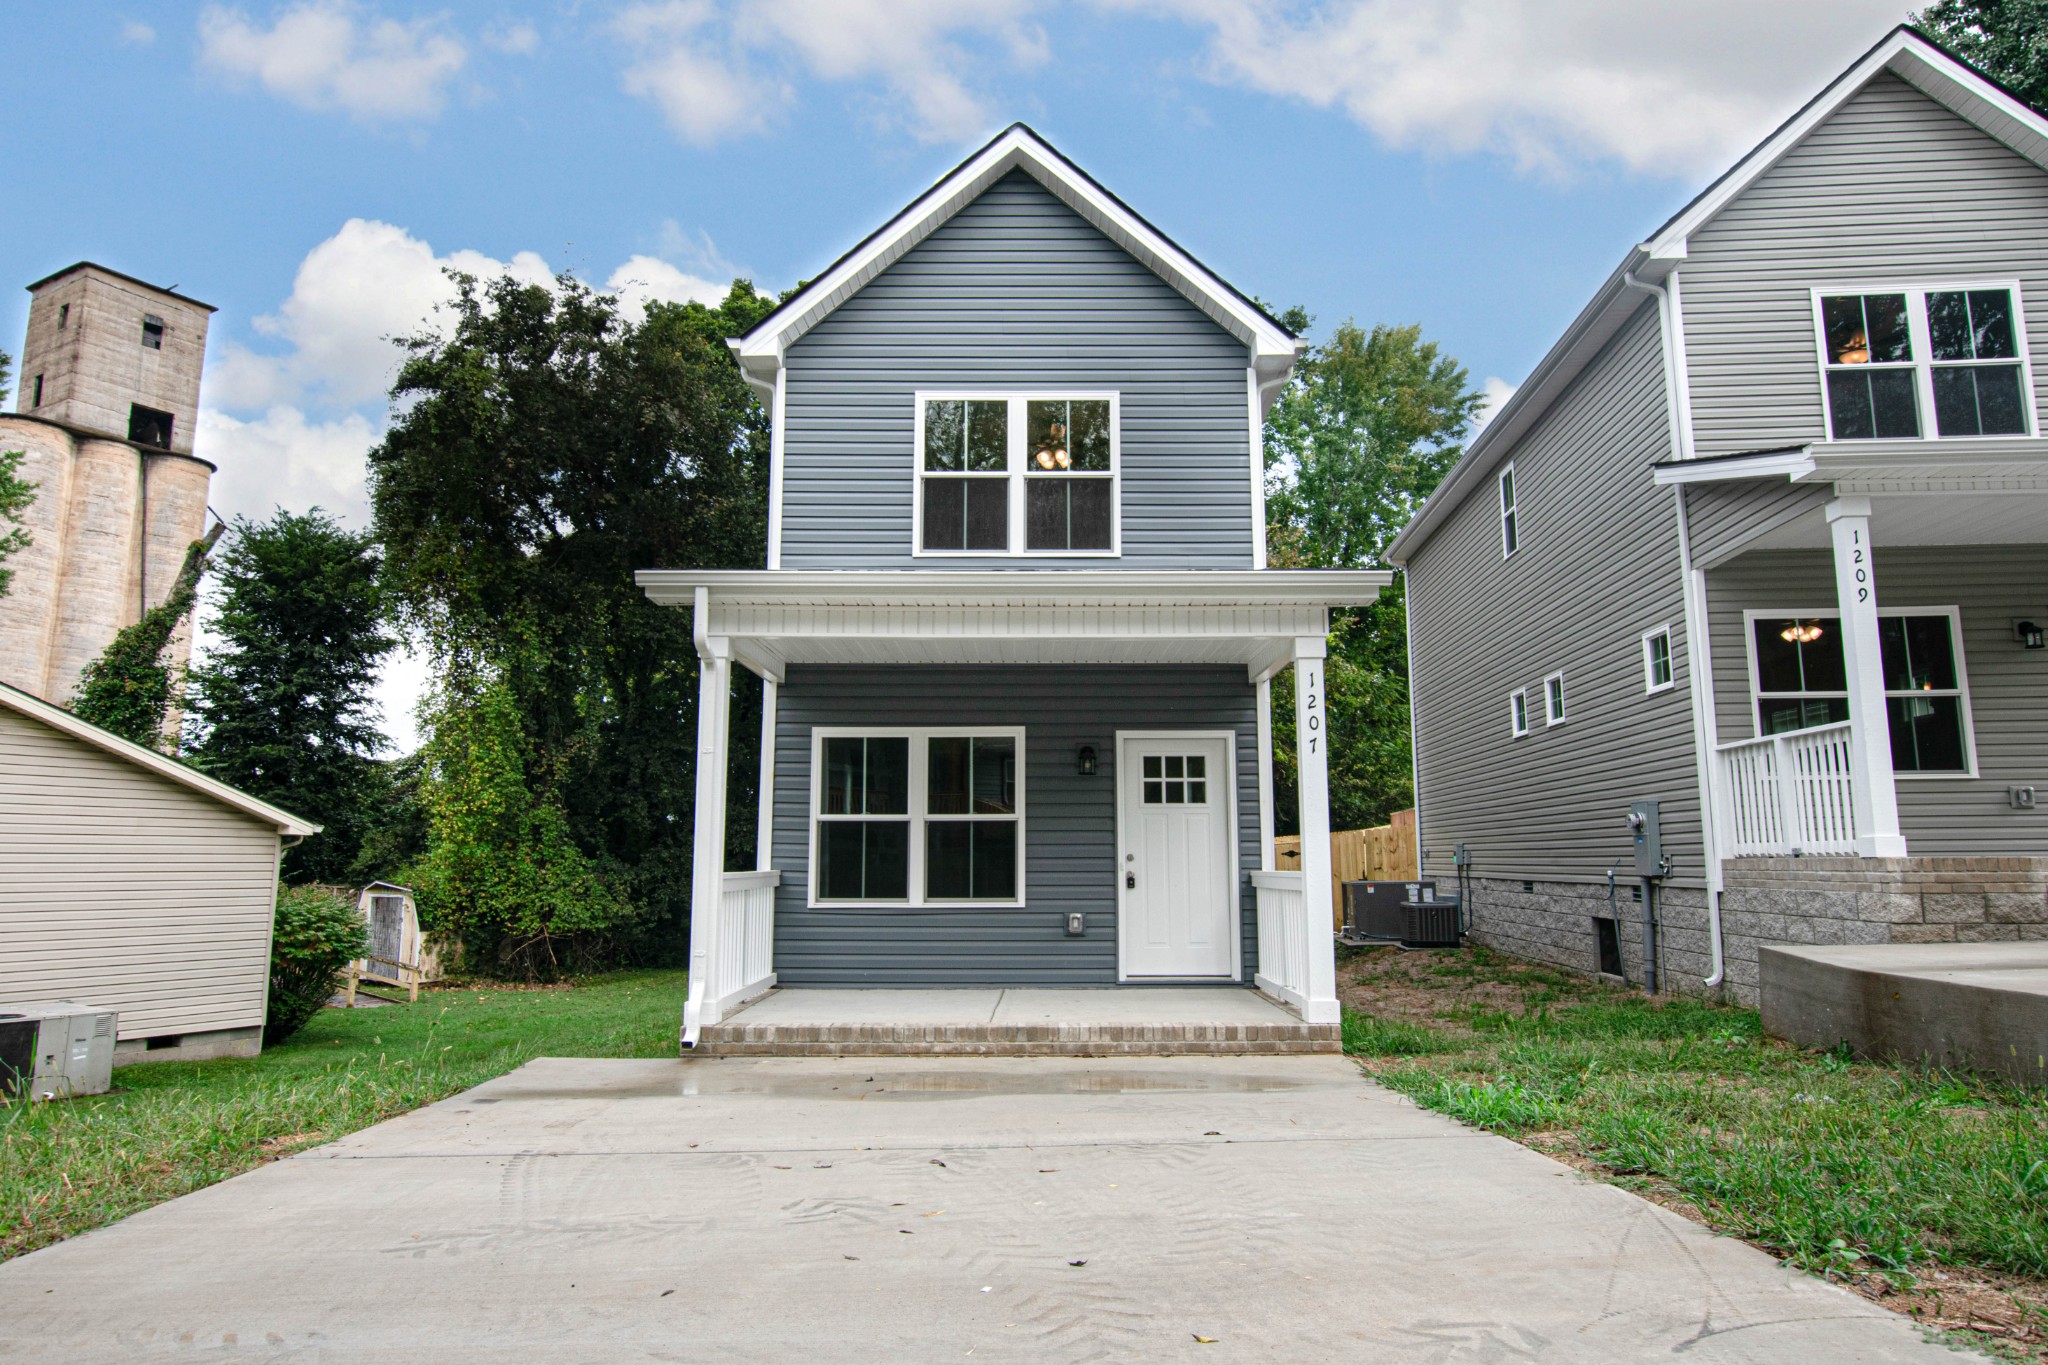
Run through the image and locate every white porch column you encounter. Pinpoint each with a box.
[1255,676,1275,870]
[1291,635,1339,1024]
[1825,497,1907,857]
[681,586,735,1045]
[756,678,778,871]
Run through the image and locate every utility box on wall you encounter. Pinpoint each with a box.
[0,1002,117,1100]
[1630,800,1663,878]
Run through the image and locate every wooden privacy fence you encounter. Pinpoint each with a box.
[1274,809,1419,929]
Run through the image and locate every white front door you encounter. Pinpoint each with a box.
[1118,733,1235,979]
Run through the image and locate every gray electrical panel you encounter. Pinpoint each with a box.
[1630,800,1663,878]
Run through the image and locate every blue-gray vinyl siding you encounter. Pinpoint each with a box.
[1406,304,1704,890]
[1681,71,2048,458]
[1705,544,2048,857]
[779,170,1256,569]
[769,664,1260,985]
[1681,478,1832,567]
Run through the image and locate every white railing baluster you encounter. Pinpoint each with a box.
[1251,871,1311,1012]
[713,870,780,1015]
[1715,721,1857,857]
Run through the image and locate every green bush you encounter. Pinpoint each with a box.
[266,885,368,1045]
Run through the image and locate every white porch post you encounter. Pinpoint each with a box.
[1825,497,1907,857]
[681,586,734,1045]
[1291,635,1339,1024]
[1255,676,1275,870]
[756,679,778,871]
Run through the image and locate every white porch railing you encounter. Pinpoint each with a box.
[1250,870,1312,1011]
[714,870,779,1013]
[1716,721,1858,856]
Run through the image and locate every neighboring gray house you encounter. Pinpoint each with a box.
[0,680,317,1061]
[638,126,1384,1044]
[1387,27,2048,1003]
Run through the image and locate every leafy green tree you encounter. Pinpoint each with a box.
[0,347,33,598]
[1264,320,1483,833]
[71,524,222,747]
[184,510,394,883]
[1917,2,2048,111]
[265,884,369,1045]
[369,271,776,972]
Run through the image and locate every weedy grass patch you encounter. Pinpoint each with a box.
[0,970,686,1262]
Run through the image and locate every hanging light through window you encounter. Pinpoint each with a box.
[1780,619,1825,644]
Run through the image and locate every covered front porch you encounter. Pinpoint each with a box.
[634,569,1388,1050]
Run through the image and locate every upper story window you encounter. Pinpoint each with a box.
[1544,672,1567,726]
[916,392,1119,556]
[1498,462,1518,557]
[1509,688,1529,737]
[1747,609,1974,775]
[141,314,165,350]
[1813,284,2034,441]
[57,303,69,328]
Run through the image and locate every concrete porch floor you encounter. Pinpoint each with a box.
[695,987,1340,1056]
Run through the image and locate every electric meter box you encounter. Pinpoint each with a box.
[0,1002,117,1100]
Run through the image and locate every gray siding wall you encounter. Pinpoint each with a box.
[769,664,1259,985]
[1406,304,1703,889]
[780,171,1255,569]
[1681,478,1832,567]
[1681,72,2048,458]
[1705,544,2048,856]
[0,708,281,1041]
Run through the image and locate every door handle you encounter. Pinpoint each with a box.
[1126,873,1136,889]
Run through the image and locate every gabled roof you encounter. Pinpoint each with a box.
[0,680,319,836]
[1386,25,2048,565]
[728,123,1304,404]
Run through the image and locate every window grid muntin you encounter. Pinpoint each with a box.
[811,727,1028,905]
[1811,282,2036,442]
[912,391,1121,558]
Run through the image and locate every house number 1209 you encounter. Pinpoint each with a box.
[1851,528,1869,604]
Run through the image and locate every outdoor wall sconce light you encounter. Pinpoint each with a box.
[1075,744,1098,776]
[2016,619,2045,650]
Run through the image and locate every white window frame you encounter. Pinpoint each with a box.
[1741,606,1978,779]
[910,390,1122,558]
[1498,460,1519,558]
[1544,671,1567,726]
[1509,688,1530,738]
[807,726,1029,907]
[1642,625,1675,694]
[1808,280,2038,442]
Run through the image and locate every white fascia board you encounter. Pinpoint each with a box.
[0,681,320,836]
[1651,448,1817,486]
[1644,28,2048,259]
[636,568,1389,609]
[729,125,1299,384]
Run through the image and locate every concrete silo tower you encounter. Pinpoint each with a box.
[0,264,217,702]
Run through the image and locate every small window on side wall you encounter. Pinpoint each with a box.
[1499,462,1518,557]
[1545,672,1567,726]
[1510,688,1529,737]
[141,314,165,350]
[1643,626,1674,693]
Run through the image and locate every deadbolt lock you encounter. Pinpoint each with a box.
[1126,873,1136,889]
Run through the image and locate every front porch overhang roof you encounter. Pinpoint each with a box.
[635,569,1390,684]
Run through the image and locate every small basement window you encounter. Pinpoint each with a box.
[141,314,165,350]
[1643,625,1674,693]
[1545,672,1567,725]
[128,403,175,449]
[1593,918,1622,977]
[1509,688,1529,737]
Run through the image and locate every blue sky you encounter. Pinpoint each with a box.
[2,1,1913,745]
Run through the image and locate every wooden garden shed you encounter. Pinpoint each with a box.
[0,681,318,1062]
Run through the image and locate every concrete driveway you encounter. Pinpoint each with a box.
[0,1056,1968,1363]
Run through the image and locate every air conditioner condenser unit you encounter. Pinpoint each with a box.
[0,1002,117,1100]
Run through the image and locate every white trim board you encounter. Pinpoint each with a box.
[0,680,319,835]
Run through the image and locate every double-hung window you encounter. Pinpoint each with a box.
[1509,689,1530,737]
[1642,626,1674,693]
[1498,462,1518,557]
[812,728,1025,905]
[916,393,1119,555]
[1544,672,1567,726]
[1747,609,1974,774]
[1814,284,2034,440]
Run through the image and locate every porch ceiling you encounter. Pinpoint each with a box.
[634,569,1391,682]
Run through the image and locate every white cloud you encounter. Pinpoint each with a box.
[209,218,554,411]
[120,20,156,44]
[481,19,539,55]
[1124,0,1908,177]
[605,256,730,323]
[1473,375,1516,430]
[197,2,468,122]
[198,405,384,525]
[613,0,1047,145]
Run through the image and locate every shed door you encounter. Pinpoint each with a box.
[1117,734,1235,979]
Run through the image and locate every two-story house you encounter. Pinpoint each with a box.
[1388,27,2048,1004]
[637,126,1385,1048]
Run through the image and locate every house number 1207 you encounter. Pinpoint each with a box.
[1304,670,1321,755]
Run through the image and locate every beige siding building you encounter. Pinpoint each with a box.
[0,681,317,1062]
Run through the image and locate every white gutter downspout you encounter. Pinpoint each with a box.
[1623,264,1726,991]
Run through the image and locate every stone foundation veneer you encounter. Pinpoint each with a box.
[1454,858,2048,1007]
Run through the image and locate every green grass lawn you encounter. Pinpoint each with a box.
[1340,945,2048,1353]
[0,970,687,1263]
